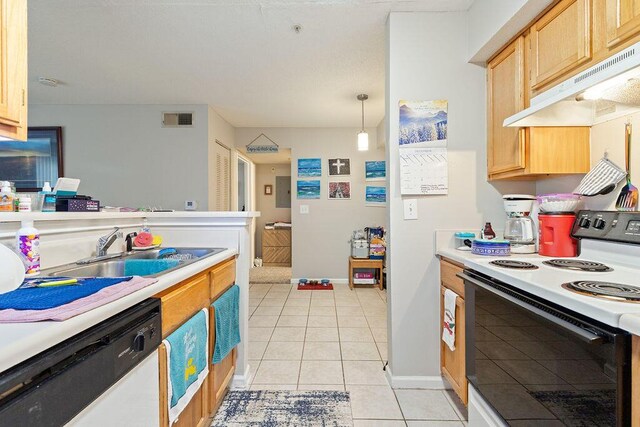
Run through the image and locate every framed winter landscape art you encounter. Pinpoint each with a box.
[328,158,350,176]
[328,181,351,199]
[398,100,447,147]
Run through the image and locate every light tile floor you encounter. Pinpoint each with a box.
[244,282,468,426]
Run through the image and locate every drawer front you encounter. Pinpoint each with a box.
[263,229,291,247]
[440,259,465,297]
[210,258,236,300]
[156,274,210,337]
[263,246,291,264]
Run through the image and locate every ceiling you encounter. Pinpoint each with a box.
[28,0,474,128]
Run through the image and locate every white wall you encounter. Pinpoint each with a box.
[236,127,387,280]
[386,12,535,385]
[467,0,553,63]
[255,163,292,256]
[30,104,209,210]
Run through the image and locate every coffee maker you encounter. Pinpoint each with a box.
[503,195,536,254]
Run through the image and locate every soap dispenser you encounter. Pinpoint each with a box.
[16,220,40,276]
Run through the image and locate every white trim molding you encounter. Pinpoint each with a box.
[384,367,449,389]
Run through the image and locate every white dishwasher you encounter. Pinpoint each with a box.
[66,351,159,426]
[0,299,161,427]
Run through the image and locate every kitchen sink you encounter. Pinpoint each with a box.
[45,247,226,278]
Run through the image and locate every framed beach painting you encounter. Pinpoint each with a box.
[298,158,321,177]
[365,161,385,181]
[366,186,386,207]
[0,127,63,192]
[297,180,320,199]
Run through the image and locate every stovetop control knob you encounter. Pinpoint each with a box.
[579,217,591,228]
[593,218,606,230]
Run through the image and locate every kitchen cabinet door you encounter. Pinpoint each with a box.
[440,259,467,405]
[0,0,27,141]
[530,0,592,90]
[487,36,526,176]
[606,0,640,48]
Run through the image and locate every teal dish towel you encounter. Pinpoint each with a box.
[124,259,179,276]
[212,284,241,364]
[163,308,209,425]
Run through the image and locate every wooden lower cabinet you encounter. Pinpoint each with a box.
[158,343,210,427]
[156,255,238,426]
[262,229,291,266]
[439,258,468,405]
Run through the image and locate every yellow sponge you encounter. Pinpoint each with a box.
[152,235,163,246]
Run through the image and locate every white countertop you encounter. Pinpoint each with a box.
[437,248,640,333]
[0,248,237,374]
[0,211,260,223]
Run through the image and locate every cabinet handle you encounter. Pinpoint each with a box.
[21,89,25,107]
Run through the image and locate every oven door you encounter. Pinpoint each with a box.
[461,270,630,426]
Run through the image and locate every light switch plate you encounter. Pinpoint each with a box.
[300,204,309,214]
[403,199,418,220]
[185,200,198,211]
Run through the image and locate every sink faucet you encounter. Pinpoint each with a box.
[96,227,123,257]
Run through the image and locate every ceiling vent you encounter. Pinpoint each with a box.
[162,112,194,127]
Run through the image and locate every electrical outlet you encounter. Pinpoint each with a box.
[403,199,418,220]
[300,205,309,214]
[185,200,198,211]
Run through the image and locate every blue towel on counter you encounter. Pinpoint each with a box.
[212,284,241,364]
[0,277,133,310]
[164,309,209,425]
[123,259,179,276]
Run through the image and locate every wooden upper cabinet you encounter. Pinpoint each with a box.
[530,0,592,90]
[0,0,26,141]
[606,0,640,48]
[487,36,526,175]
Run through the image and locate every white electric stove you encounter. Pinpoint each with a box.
[461,210,640,426]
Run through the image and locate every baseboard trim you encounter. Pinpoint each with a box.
[290,278,349,285]
[231,363,253,389]
[385,367,448,389]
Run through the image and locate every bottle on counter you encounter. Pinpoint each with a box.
[16,220,40,276]
[18,196,32,212]
[141,218,151,234]
[0,181,14,212]
[41,182,56,212]
[483,222,496,240]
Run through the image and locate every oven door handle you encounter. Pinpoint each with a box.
[460,273,604,345]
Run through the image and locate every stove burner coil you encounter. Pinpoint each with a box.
[562,281,640,301]
[542,259,613,272]
[489,260,539,270]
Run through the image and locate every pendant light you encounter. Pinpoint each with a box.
[357,94,369,151]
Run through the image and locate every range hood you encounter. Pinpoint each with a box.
[504,41,640,127]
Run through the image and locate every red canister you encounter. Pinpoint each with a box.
[538,213,578,257]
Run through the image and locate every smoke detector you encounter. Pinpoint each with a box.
[38,77,58,87]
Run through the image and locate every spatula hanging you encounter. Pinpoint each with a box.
[616,122,638,211]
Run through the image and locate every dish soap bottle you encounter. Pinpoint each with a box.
[0,181,14,212]
[483,222,496,240]
[16,220,40,276]
[41,182,56,212]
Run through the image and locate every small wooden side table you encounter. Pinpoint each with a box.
[349,257,384,290]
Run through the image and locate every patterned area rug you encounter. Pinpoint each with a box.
[211,390,352,426]
[529,389,615,426]
[249,266,292,284]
